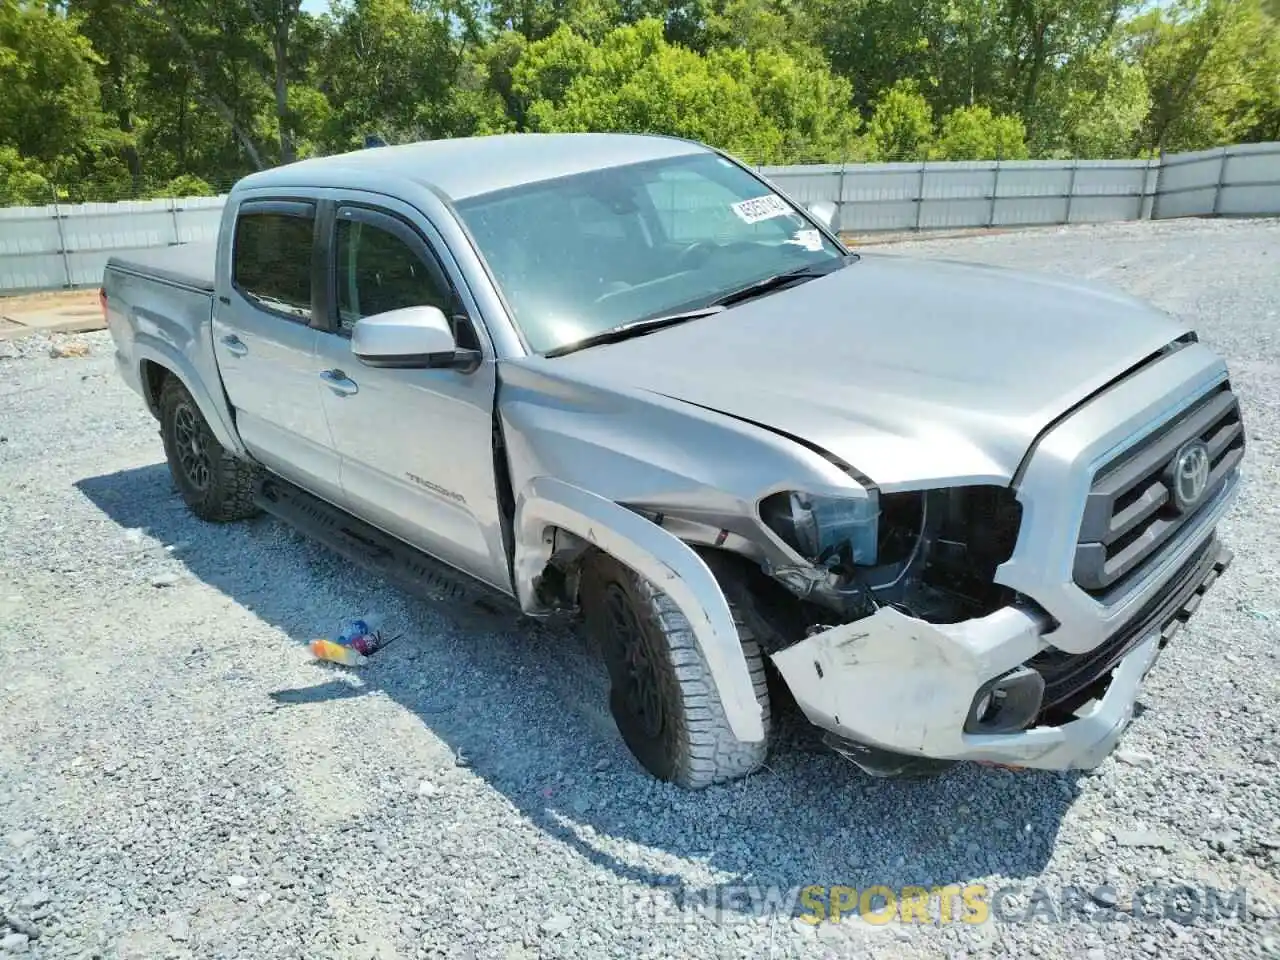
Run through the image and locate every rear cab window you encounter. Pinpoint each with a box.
[232,201,316,322]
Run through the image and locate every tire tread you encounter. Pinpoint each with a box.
[610,558,774,789]
[159,376,260,523]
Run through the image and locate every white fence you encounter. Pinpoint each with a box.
[1151,143,1280,219]
[1,142,1277,294]
[0,196,226,294]
[764,141,1279,235]
[765,158,1161,233]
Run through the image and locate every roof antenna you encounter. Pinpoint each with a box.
[363,133,388,149]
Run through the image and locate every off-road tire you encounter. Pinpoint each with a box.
[580,551,773,789]
[158,376,260,523]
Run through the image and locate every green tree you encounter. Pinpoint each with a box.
[800,0,1157,154]
[0,145,52,205]
[1235,9,1280,141]
[66,0,154,183]
[476,30,534,129]
[933,104,1028,159]
[4,0,1280,208]
[513,19,859,162]
[1130,0,1277,152]
[800,0,938,116]
[701,0,810,55]
[732,45,862,161]
[517,21,785,160]
[1003,0,1137,124]
[1029,41,1149,157]
[160,173,216,197]
[0,1,114,167]
[510,19,596,109]
[318,0,474,148]
[122,0,324,169]
[866,79,934,160]
[488,0,623,41]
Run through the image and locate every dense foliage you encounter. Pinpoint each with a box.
[0,0,1276,202]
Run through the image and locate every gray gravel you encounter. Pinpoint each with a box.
[1,217,1279,960]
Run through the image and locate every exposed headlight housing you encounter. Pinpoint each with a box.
[760,490,880,566]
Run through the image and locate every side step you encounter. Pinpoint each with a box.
[254,476,519,620]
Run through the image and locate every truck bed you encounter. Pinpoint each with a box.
[106,242,216,293]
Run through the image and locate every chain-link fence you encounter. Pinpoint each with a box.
[4,175,242,208]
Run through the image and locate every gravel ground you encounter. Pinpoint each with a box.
[1,217,1278,960]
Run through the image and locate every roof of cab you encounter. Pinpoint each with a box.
[232,132,710,203]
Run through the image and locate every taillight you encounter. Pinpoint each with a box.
[98,287,108,322]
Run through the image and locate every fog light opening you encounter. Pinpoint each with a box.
[971,690,1004,727]
[965,667,1045,735]
[974,691,995,722]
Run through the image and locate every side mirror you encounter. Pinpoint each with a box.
[351,305,480,372]
[807,200,838,231]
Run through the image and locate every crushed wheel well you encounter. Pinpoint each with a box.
[531,534,807,645]
[532,528,592,611]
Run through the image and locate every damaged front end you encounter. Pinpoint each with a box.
[758,484,1038,775]
[756,481,1234,776]
[760,485,1024,627]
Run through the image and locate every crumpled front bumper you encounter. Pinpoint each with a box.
[771,535,1233,772]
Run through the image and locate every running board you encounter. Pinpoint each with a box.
[254,476,518,620]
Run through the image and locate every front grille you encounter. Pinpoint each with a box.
[1074,383,1243,596]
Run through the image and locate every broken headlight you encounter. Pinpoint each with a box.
[762,485,1023,622]
[760,490,880,566]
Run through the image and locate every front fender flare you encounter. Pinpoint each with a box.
[512,476,767,744]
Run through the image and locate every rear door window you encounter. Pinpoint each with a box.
[232,202,315,321]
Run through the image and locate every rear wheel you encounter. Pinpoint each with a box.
[580,551,773,788]
[159,376,260,523]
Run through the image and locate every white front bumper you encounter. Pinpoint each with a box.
[772,534,1232,770]
[772,594,1154,770]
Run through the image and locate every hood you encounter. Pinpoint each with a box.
[544,253,1189,490]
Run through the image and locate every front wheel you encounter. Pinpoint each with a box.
[159,376,261,523]
[580,552,772,789]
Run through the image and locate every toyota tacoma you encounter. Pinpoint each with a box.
[102,133,1245,788]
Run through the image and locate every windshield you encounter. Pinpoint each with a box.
[454,152,845,355]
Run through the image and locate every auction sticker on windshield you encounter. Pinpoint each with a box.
[732,195,792,224]
[789,229,824,251]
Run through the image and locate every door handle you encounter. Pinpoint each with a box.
[320,368,359,397]
[220,334,248,357]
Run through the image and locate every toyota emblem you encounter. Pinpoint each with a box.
[1170,439,1211,513]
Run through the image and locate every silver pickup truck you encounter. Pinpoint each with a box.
[103,133,1245,788]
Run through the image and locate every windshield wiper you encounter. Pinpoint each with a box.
[543,306,726,358]
[540,253,856,358]
[710,256,854,309]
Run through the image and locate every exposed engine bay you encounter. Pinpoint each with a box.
[759,485,1024,632]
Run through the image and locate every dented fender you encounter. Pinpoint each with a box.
[511,476,767,744]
